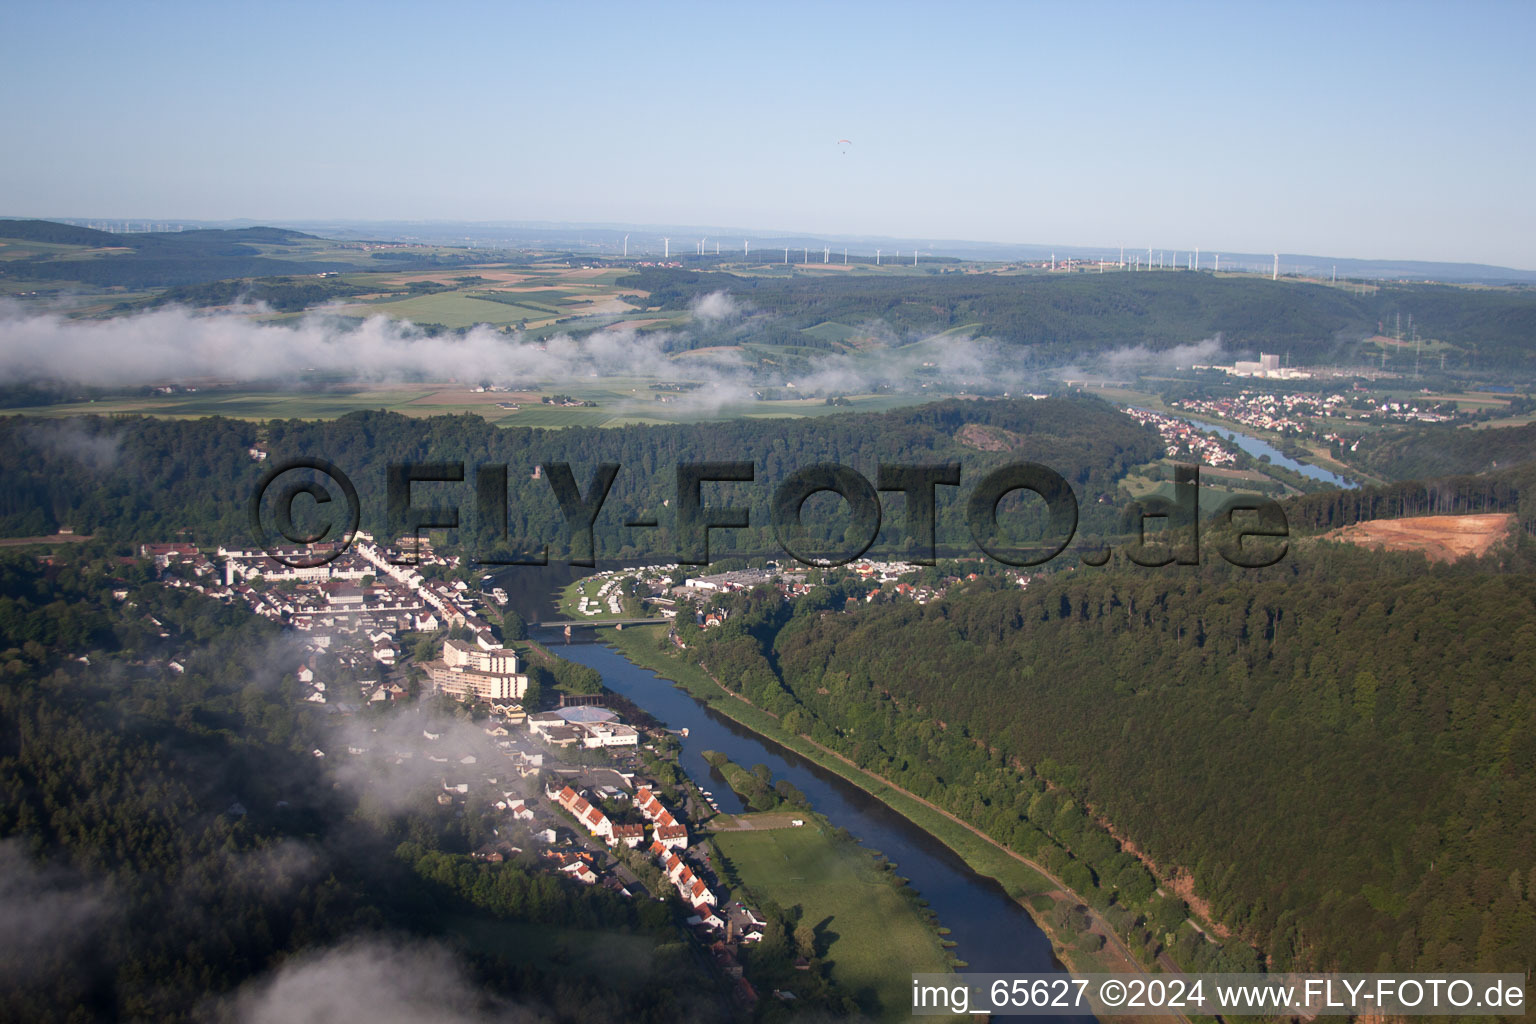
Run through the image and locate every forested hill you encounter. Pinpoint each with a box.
[620,268,1536,370]
[1282,460,1536,536]
[1345,421,1536,482]
[1272,426,1536,541]
[743,547,1536,976]
[0,220,355,287]
[0,397,1161,556]
[0,220,469,287]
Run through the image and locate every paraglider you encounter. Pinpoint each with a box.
[837,138,852,155]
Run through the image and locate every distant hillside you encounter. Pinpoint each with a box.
[0,219,318,248]
[0,397,1158,551]
[1349,421,1536,480]
[0,219,442,288]
[0,219,125,246]
[247,220,1536,284]
[623,268,1536,370]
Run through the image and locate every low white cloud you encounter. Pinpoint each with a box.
[218,936,549,1024]
[20,419,123,469]
[687,290,743,323]
[1094,336,1225,375]
[0,300,1230,402]
[0,302,698,388]
[325,704,536,819]
[0,840,112,984]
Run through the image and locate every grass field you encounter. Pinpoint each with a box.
[331,292,555,329]
[799,321,864,345]
[713,818,952,1021]
[1470,412,1536,429]
[1119,474,1259,515]
[496,405,615,428]
[557,575,635,619]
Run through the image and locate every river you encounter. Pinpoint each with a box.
[546,633,1087,1017]
[1165,413,1356,488]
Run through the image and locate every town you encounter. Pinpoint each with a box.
[132,533,837,1004]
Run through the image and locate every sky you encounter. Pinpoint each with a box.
[3,1,1533,268]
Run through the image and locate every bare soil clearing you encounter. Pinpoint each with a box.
[1322,513,1515,562]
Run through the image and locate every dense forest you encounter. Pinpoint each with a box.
[0,397,1162,563]
[619,268,1536,370]
[1280,459,1536,539]
[0,554,730,1022]
[1345,421,1536,482]
[670,529,1536,978]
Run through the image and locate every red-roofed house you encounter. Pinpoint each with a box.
[609,824,646,848]
[561,861,598,885]
[688,877,717,906]
[655,822,689,850]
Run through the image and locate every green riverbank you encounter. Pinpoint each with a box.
[600,625,1170,992]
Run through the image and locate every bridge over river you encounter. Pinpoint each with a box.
[533,616,671,632]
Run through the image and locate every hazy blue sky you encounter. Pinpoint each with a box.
[4,1,1532,267]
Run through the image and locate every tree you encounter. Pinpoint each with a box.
[502,608,527,642]
[521,672,543,711]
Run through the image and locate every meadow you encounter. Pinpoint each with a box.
[712,817,953,1021]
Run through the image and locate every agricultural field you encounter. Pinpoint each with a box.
[335,292,550,329]
[1119,470,1268,516]
[1,384,931,427]
[0,387,439,421]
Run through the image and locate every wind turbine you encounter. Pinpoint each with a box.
[623,233,629,258]
[663,237,670,258]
